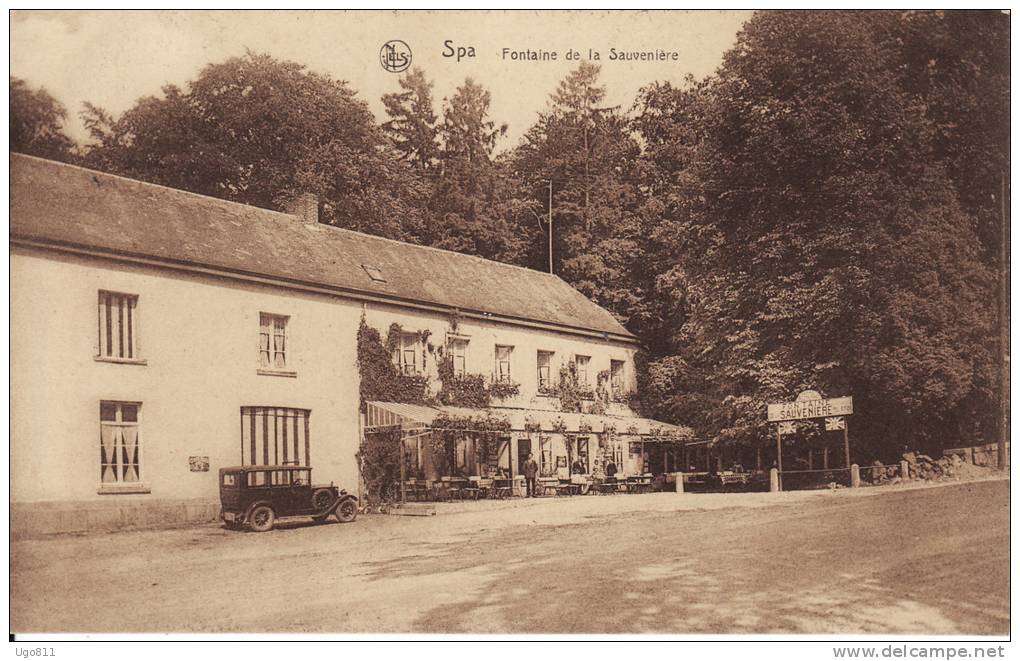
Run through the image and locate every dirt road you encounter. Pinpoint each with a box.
[11,479,1009,634]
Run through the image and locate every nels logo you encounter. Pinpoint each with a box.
[380,40,412,73]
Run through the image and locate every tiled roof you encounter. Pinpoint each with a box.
[10,154,635,341]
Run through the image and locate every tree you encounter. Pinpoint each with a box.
[422,78,535,264]
[382,67,440,172]
[81,52,428,241]
[633,11,998,459]
[509,64,647,326]
[10,77,75,161]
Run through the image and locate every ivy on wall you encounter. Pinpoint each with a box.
[356,315,430,406]
[356,426,406,506]
[436,354,521,407]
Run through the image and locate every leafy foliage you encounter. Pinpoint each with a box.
[10,77,75,161]
[356,316,430,406]
[436,353,520,407]
[356,426,406,506]
[382,67,440,172]
[632,11,1002,458]
[509,63,649,323]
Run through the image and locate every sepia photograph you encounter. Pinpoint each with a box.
[7,7,1011,648]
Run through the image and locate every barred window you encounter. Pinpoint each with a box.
[99,402,141,485]
[259,313,289,370]
[97,291,139,360]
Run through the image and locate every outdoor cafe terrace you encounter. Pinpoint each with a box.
[362,401,701,501]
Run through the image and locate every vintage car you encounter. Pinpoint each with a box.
[219,465,358,532]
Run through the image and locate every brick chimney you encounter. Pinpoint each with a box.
[284,193,319,224]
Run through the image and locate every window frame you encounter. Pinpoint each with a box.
[495,345,514,383]
[449,337,469,378]
[575,355,591,391]
[393,332,421,376]
[537,350,555,393]
[98,400,149,494]
[258,312,296,377]
[610,359,626,397]
[96,290,145,365]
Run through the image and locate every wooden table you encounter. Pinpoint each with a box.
[491,479,514,499]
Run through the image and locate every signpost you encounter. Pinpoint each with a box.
[767,390,853,491]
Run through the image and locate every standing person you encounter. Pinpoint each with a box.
[523,453,539,497]
[605,458,618,483]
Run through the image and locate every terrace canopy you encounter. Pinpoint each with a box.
[363,401,694,440]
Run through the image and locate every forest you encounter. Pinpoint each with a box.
[11,11,1009,461]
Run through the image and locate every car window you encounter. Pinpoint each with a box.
[222,474,236,486]
[246,471,268,487]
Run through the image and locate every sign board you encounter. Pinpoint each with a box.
[778,421,796,435]
[188,456,210,472]
[824,416,846,432]
[768,396,853,422]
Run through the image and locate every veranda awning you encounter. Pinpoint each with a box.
[364,401,693,439]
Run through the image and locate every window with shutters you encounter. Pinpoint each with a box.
[99,401,147,493]
[449,338,468,378]
[96,291,143,364]
[258,313,295,376]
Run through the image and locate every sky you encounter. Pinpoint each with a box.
[10,10,752,153]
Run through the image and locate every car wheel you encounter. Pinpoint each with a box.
[335,499,358,523]
[249,505,275,532]
[312,488,334,513]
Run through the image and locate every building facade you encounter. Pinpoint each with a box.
[10,154,685,536]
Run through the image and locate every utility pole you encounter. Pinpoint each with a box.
[999,170,1010,470]
[547,179,554,274]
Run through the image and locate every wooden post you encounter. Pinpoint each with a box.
[823,447,829,470]
[843,419,851,469]
[756,446,762,471]
[775,426,783,491]
[770,467,780,492]
[850,463,860,488]
[399,427,407,504]
[808,448,814,470]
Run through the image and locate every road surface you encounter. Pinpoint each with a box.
[11,478,1009,634]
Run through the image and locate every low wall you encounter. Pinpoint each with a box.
[944,442,1010,468]
[12,497,221,539]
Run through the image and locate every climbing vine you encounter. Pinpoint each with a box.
[436,353,520,407]
[356,426,414,506]
[356,315,430,406]
[429,411,511,477]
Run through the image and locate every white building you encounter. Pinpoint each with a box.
[10,154,688,535]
